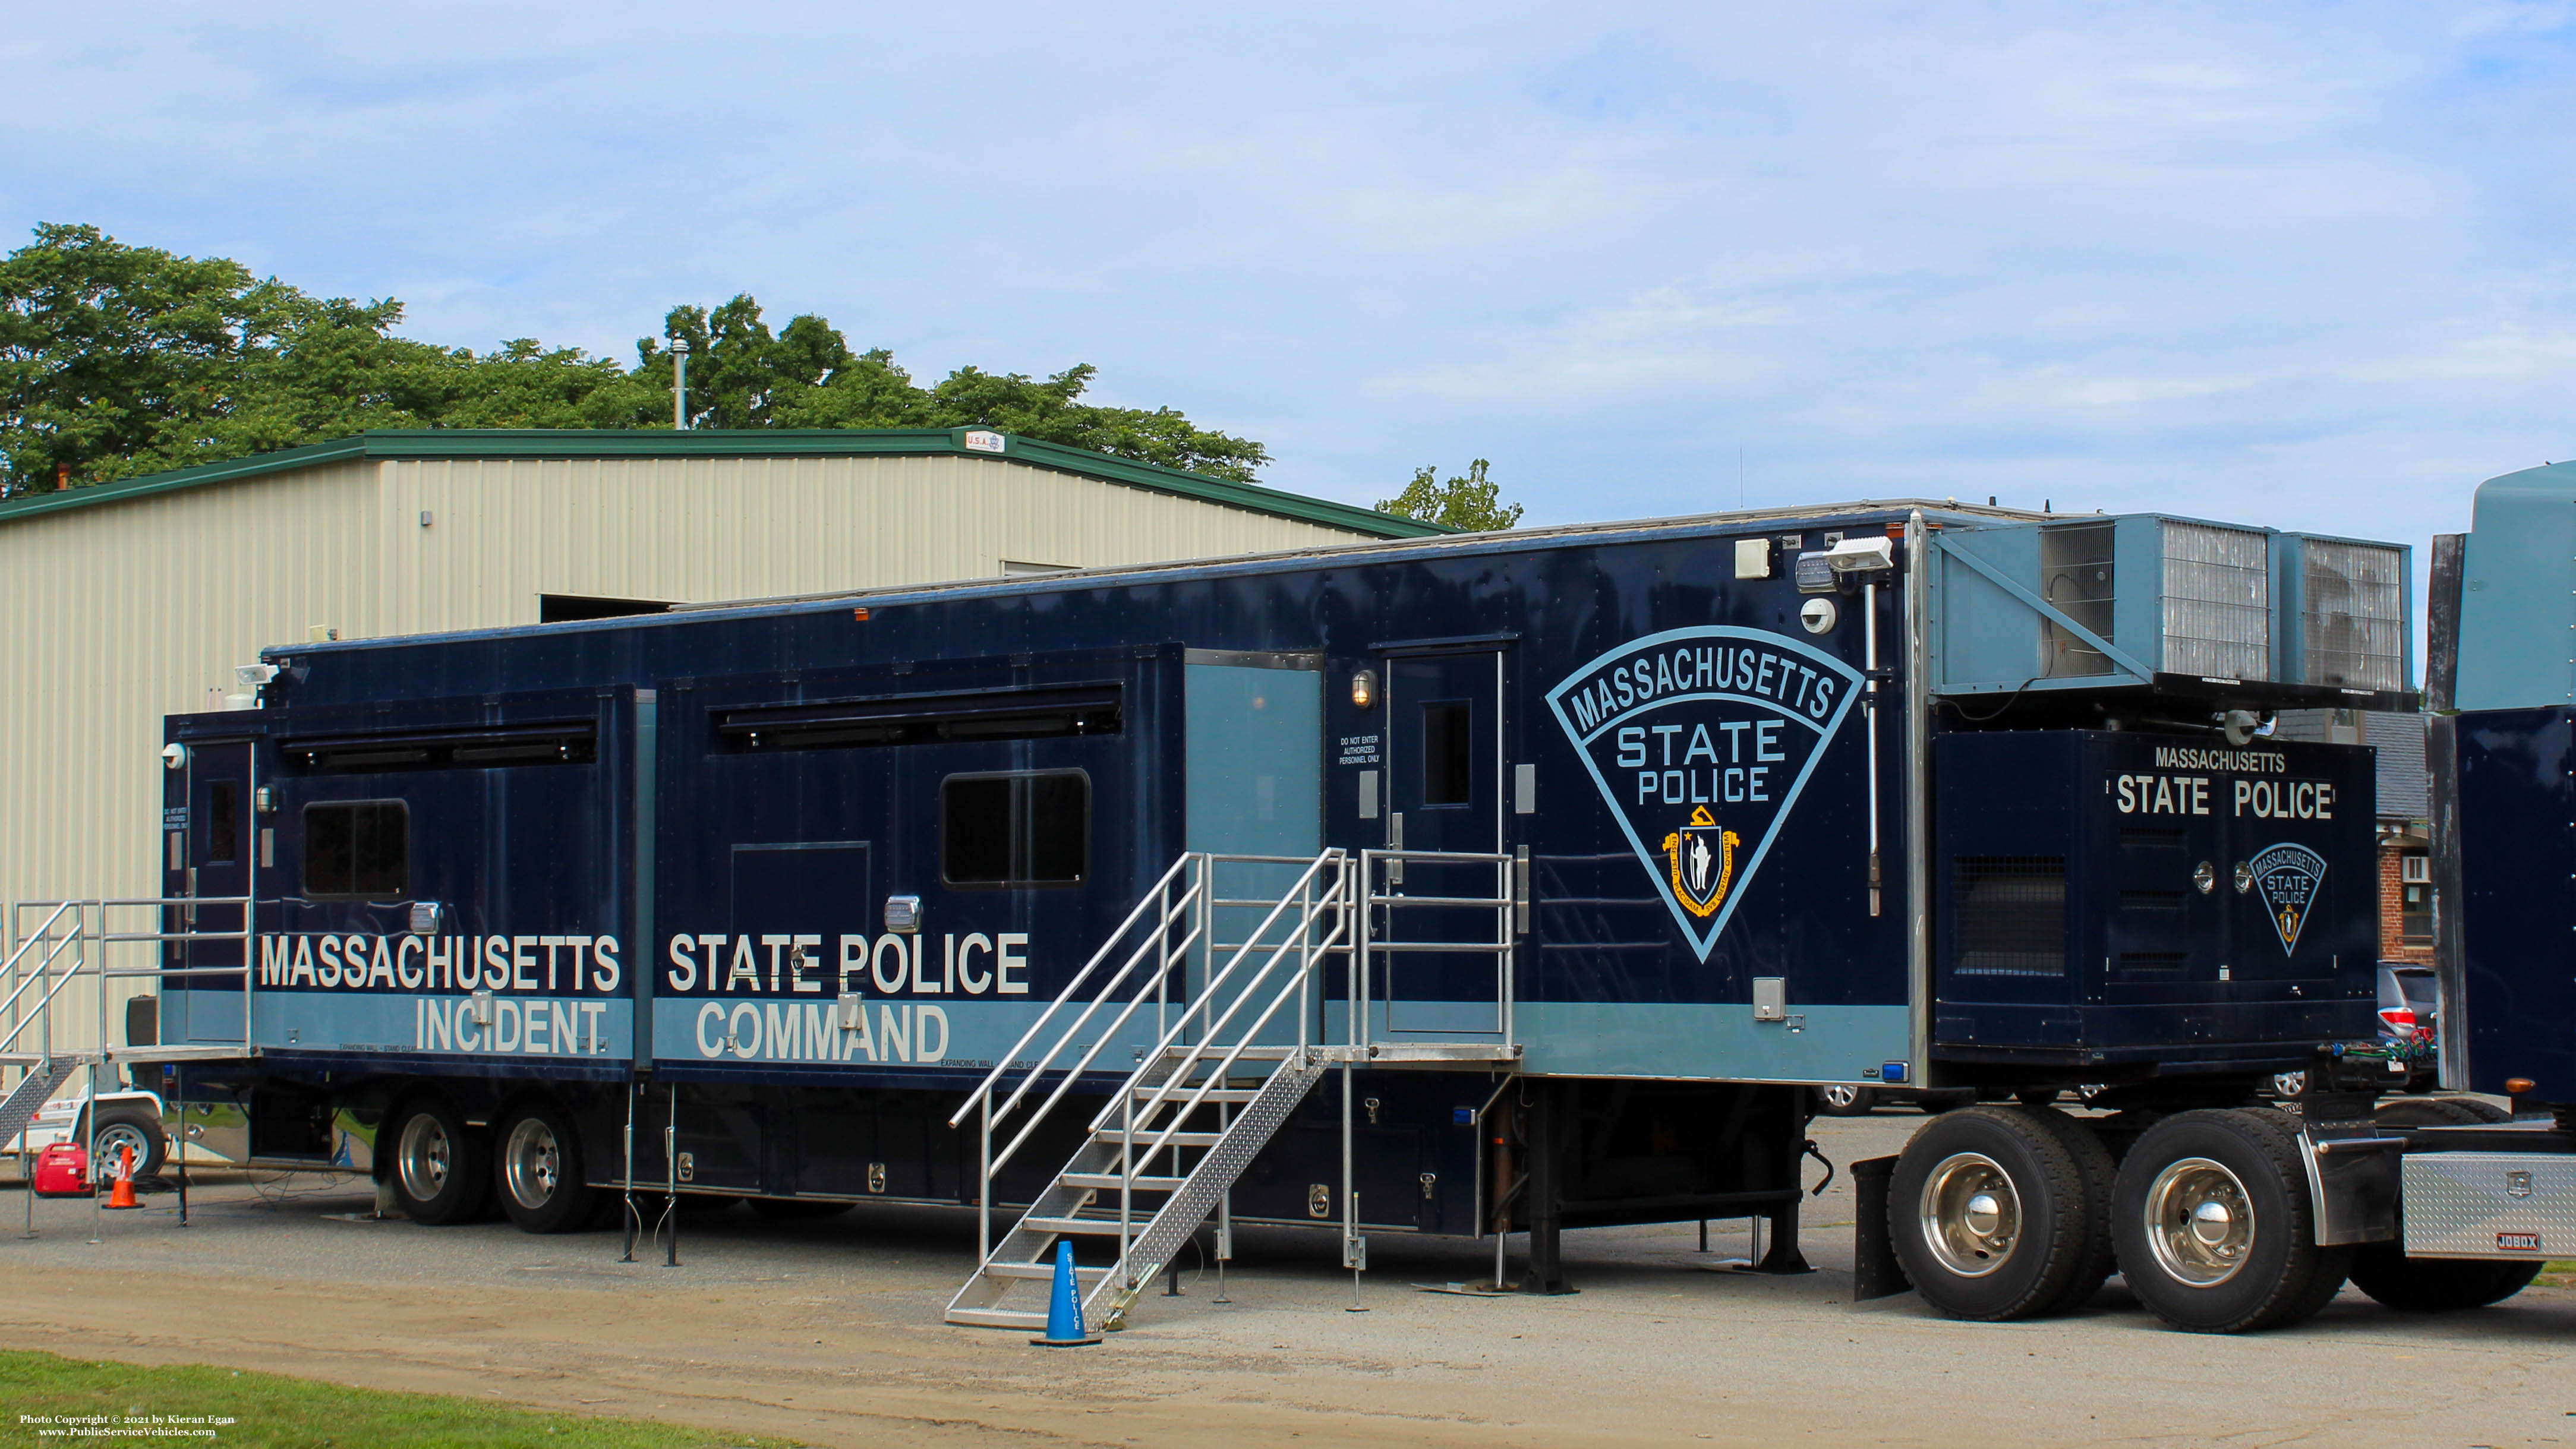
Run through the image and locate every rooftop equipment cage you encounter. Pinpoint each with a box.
[1927,515,2412,708]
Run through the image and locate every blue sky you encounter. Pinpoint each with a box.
[5,2,2571,561]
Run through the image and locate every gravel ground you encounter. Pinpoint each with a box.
[0,1110,2570,1448]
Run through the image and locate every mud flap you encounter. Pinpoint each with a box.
[1851,1154,1910,1300]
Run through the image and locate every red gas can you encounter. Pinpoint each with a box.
[30,1142,87,1198]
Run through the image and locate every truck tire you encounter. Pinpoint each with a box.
[88,1107,167,1181]
[1889,1106,2100,1320]
[1816,1084,1877,1116]
[494,1099,597,1234]
[2112,1108,2351,1333]
[2033,1109,2117,1313]
[2348,1248,2540,1311]
[387,1096,491,1226]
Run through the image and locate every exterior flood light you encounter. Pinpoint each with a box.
[235,662,279,687]
[1824,536,1897,576]
[1350,669,1378,711]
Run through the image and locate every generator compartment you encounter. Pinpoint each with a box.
[1931,729,2376,1071]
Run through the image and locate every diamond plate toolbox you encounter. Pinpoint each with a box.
[2401,1151,2576,1258]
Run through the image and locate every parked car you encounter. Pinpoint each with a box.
[2271,962,2438,1100]
[1814,1084,1977,1116]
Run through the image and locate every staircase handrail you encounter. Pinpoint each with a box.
[1104,856,1350,1176]
[951,857,1209,1174]
[1089,850,1342,1131]
[0,904,86,1056]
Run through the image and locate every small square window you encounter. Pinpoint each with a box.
[304,800,409,898]
[941,772,1088,887]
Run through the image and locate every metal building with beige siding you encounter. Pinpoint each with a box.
[0,428,1435,1049]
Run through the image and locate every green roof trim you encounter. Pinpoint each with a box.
[0,428,1452,538]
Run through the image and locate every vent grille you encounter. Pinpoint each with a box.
[1952,856,2067,976]
[2161,522,2270,680]
[2298,539,2406,691]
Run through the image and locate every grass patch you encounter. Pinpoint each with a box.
[0,1350,799,1447]
[2536,1260,2576,1289]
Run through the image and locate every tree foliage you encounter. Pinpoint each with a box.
[1377,459,1523,531]
[0,225,1268,496]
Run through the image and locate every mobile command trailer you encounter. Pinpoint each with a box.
[113,501,2416,1334]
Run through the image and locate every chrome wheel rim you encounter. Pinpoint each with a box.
[1822,1084,1865,1110]
[1919,1151,2020,1278]
[2144,1156,2253,1287]
[92,1123,152,1173]
[505,1118,561,1210]
[2272,1071,2306,1098]
[398,1113,452,1202]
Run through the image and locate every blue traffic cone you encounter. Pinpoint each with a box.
[1029,1239,1100,1347]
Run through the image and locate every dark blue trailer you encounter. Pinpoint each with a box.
[133,497,2418,1333]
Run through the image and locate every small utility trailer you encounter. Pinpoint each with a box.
[4,484,2443,1333]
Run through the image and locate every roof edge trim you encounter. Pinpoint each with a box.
[0,428,1448,538]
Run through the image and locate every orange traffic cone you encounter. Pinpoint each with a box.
[104,1144,138,1210]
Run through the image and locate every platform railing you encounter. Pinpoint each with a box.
[0,897,256,1068]
[1356,848,1519,1046]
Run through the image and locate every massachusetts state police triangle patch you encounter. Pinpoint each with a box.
[1546,625,1866,961]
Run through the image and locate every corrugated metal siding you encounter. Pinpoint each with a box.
[374,454,1369,630]
[0,452,1381,1048]
[0,460,376,1047]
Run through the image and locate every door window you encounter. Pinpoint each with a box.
[1421,702,1473,806]
[204,783,238,864]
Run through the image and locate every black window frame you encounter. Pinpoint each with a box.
[1420,699,1474,807]
[301,799,412,900]
[204,782,239,866]
[939,769,1091,889]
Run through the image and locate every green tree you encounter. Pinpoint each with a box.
[0,227,1271,495]
[1377,459,1522,531]
[640,293,1271,481]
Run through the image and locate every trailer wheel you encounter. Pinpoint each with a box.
[1889,1106,2099,1320]
[88,1107,167,1181]
[387,1096,490,1226]
[2112,1108,2350,1333]
[494,1100,597,1234]
[1816,1084,1877,1116]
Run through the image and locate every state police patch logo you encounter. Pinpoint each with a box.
[1547,626,1865,960]
[2247,842,2328,955]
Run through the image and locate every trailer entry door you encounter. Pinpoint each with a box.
[1381,651,1508,1037]
[168,738,253,1044]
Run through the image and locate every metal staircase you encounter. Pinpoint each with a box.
[945,850,1354,1333]
[0,1057,78,1155]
